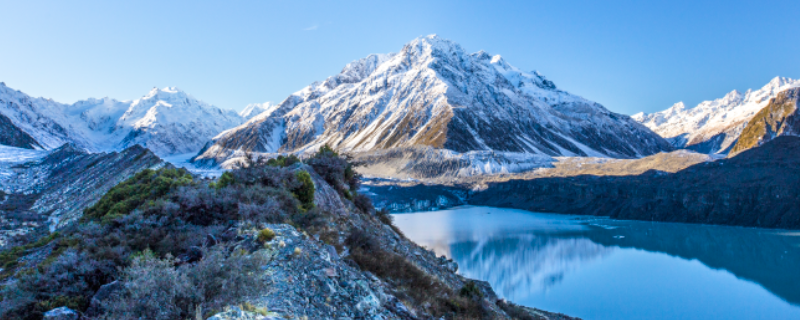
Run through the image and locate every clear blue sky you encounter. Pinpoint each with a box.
[2,0,799,115]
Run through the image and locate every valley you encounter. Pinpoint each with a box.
[1,33,799,320]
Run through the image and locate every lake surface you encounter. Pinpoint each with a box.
[393,206,800,320]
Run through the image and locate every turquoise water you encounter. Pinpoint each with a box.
[393,206,800,320]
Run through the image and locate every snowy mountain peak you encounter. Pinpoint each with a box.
[670,102,687,111]
[0,83,244,156]
[240,102,279,120]
[634,77,800,153]
[193,35,671,167]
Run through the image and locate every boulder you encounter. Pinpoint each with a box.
[86,280,122,316]
[43,306,78,320]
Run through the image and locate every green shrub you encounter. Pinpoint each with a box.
[83,168,193,222]
[0,232,59,274]
[459,281,483,299]
[265,155,300,168]
[212,171,234,190]
[257,228,275,243]
[293,170,315,211]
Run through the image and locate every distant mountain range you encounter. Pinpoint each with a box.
[633,77,800,154]
[192,35,672,167]
[3,35,799,171]
[0,83,243,156]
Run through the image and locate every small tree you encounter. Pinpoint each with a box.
[293,170,315,211]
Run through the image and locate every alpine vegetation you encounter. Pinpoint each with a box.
[0,145,559,320]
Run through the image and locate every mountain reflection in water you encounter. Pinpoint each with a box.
[393,206,800,320]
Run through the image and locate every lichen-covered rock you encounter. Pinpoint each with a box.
[206,306,276,320]
[86,280,122,316]
[43,306,78,320]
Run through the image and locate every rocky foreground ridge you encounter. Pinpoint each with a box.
[0,147,576,320]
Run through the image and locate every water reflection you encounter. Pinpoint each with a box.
[452,236,611,300]
[394,206,800,320]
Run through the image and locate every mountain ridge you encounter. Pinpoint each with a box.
[633,77,800,154]
[0,83,244,156]
[193,35,672,168]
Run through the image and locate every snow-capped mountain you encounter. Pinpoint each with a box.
[240,101,279,120]
[632,77,800,154]
[194,35,671,166]
[0,83,243,156]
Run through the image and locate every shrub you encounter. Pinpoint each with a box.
[376,208,393,225]
[99,250,191,320]
[83,168,193,222]
[307,148,348,194]
[265,154,300,168]
[353,193,373,214]
[289,207,323,230]
[212,171,234,190]
[459,281,483,299]
[345,230,486,318]
[257,228,275,243]
[100,246,269,320]
[496,300,539,320]
[293,170,315,211]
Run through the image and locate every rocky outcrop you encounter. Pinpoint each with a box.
[470,136,800,229]
[729,87,800,157]
[0,112,40,149]
[42,307,78,320]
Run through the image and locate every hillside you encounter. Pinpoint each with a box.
[0,148,574,320]
[193,35,671,168]
[0,144,162,247]
[729,87,800,156]
[470,136,800,229]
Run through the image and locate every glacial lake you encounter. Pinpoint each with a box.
[393,206,800,320]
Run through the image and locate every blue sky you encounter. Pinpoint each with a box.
[1,0,798,115]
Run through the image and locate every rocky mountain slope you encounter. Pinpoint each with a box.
[193,35,672,168]
[0,83,243,156]
[632,77,800,154]
[0,149,575,320]
[0,144,162,247]
[729,87,800,156]
[0,113,41,149]
[470,136,800,229]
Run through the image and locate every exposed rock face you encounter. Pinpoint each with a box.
[470,136,800,229]
[0,112,40,149]
[0,144,162,246]
[633,77,800,154]
[729,87,800,157]
[194,35,672,167]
